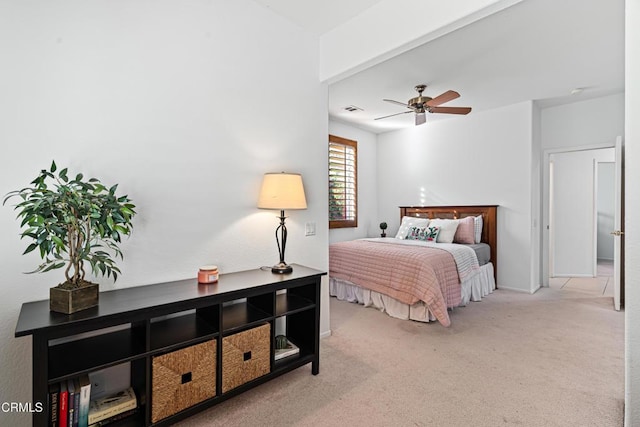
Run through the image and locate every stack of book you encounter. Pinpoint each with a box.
[88,387,137,426]
[48,379,137,427]
[48,374,91,427]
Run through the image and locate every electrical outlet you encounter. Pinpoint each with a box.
[305,222,316,236]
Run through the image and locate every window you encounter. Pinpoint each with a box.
[329,134,357,229]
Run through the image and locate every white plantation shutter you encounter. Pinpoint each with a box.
[329,135,357,228]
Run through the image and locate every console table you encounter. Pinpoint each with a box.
[15,264,325,426]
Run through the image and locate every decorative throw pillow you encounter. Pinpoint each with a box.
[406,226,440,242]
[453,216,475,244]
[395,216,430,239]
[427,218,459,243]
[474,215,484,243]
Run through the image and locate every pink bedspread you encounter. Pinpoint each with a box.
[329,240,461,326]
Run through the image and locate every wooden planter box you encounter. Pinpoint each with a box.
[49,282,99,314]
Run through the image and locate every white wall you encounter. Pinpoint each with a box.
[549,149,614,276]
[376,102,534,291]
[541,93,625,150]
[0,1,328,424]
[328,121,379,243]
[625,1,640,425]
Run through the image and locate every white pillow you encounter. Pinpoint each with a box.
[428,218,459,243]
[474,215,483,243]
[395,216,430,239]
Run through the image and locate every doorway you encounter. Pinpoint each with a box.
[596,162,615,271]
[544,146,618,298]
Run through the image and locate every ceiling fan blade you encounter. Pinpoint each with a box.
[374,111,413,121]
[429,106,472,115]
[383,99,410,108]
[415,112,426,126]
[426,90,460,107]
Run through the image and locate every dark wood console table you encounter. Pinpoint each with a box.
[15,264,325,426]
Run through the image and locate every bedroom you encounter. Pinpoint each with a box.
[0,0,638,426]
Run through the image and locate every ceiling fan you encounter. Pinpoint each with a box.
[375,84,472,126]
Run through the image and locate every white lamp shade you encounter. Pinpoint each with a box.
[258,172,307,210]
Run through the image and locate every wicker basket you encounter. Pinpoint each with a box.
[151,340,217,423]
[222,323,271,393]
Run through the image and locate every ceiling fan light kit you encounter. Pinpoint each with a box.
[376,84,472,126]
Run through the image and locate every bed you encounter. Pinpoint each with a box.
[329,205,498,326]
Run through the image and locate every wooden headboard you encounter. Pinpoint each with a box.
[399,205,498,286]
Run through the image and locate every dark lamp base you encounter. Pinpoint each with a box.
[271,263,293,274]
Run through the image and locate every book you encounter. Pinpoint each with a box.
[58,381,68,427]
[67,379,75,427]
[274,338,300,361]
[73,378,81,427]
[88,387,137,425]
[49,383,60,427]
[78,374,91,427]
[88,408,137,427]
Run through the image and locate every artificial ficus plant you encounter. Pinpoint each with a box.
[3,161,136,289]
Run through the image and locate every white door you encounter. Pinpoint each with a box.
[613,136,624,311]
[550,150,613,277]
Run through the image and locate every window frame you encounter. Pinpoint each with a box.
[329,134,358,229]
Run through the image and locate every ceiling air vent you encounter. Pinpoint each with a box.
[343,105,364,112]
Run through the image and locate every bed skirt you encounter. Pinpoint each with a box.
[329,262,495,323]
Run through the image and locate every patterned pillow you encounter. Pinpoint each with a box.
[395,216,430,239]
[453,216,475,244]
[474,215,483,243]
[406,226,440,242]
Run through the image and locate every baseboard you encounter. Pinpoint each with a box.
[552,274,595,278]
[498,285,540,295]
[320,329,332,339]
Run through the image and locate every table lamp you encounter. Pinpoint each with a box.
[257,172,307,273]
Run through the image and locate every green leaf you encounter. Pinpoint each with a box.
[50,161,57,173]
[51,235,64,248]
[23,243,38,255]
[42,262,65,272]
[114,225,129,234]
[75,173,83,181]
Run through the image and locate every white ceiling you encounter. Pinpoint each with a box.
[253,0,624,134]
[252,0,385,35]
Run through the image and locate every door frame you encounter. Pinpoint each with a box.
[541,142,617,287]
[593,160,616,276]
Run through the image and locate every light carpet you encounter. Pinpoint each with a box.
[177,287,624,427]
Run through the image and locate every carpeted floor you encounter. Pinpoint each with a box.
[177,287,624,427]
